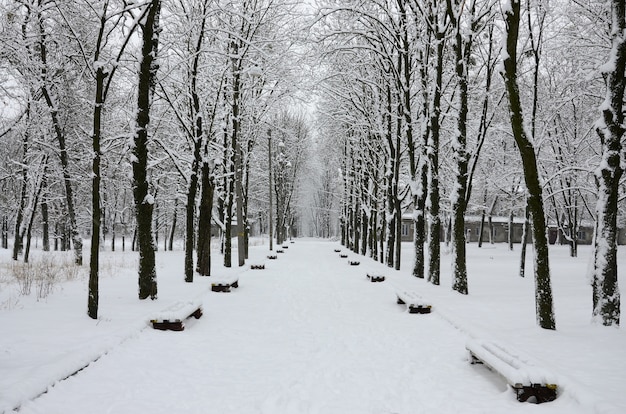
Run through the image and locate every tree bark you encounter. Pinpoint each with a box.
[88,64,105,319]
[37,11,83,266]
[427,29,445,286]
[502,0,555,330]
[133,0,161,300]
[448,0,472,295]
[592,0,625,326]
[196,161,214,276]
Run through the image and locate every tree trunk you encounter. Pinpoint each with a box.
[133,0,161,300]
[169,199,177,251]
[13,120,28,261]
[427,31,445,286]
[88,66,106,319]
[448,0,472,294]
[41,175,50,252]
[591,0,625,326]
[37,15,83,266]
[2,216,8,249]
[519,199,530,278]
[24,159,47,264]
[508,210,514,251]
[184,142,200,281]
[196,162,214,276]
[413,161,428,278]
[502,0,555,330]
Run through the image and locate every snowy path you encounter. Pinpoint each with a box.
[14,240,590,414]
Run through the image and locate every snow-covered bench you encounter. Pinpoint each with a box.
[211,275,239,292]
[348,260,360,266]
[267,254,277,260]
[150,299,203,331]
[250,264,265,270]
[395,290,431,314]
[466,339,558,403]
[339,253,348,258]
[366,273,385,282]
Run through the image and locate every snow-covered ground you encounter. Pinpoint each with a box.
[1,239,624,413]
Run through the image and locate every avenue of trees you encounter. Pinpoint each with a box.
[311,0,624,328]
[0,0,623,328]
[0,0,309,318]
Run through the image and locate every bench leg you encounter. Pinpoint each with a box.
[152,320,184,331]
[408,305,431,314]
[516,385,557,403]
[191,308,203,319]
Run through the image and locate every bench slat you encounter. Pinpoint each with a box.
[466,339,557,403]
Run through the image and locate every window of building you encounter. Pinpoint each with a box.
[401,223,409,237]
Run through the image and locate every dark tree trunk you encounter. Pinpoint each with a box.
[133,0,161,300]
[25,158,48,264]
[502,0,555,330]
[413,161,427,278]
[41,175,50,252]
[2,215,8,249]
[13,120,28,261]
[196,162,214,276]
[88,65,106,319]
[427,31,445,286]
[592,0,625,326]
[169,199,177,251]
[508,210,514,251]
[519,200,530,278]
[184,143,200,280]
[448,0,472,295]
[37,14,83,266]
[184,11,206,282]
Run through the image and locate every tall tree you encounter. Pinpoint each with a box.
[133,0,161,300]
[591,0,624,326]
[501,0,555,330]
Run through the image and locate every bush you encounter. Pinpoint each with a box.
[10,254,82,300]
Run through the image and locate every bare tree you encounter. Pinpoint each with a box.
[501,0,555,330]
[591,0,624,327]
[133,0,161,300]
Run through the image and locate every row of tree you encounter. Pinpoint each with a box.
[0,0,310,318]
[311,0,623,328]
[0,0,622,328]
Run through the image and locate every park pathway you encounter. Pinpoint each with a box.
[17,240,585,414]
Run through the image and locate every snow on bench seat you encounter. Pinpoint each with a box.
[466,339,557,403]
[211,275,239,292]
[150,299,203,331]
[395,290,432,314]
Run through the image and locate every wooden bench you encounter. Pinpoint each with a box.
[348,260,360,266]
[396,290,431,314]
[366,273,385,282]
[276,249,284,253]
[282,245,289,249]
[211,275,239,292]
[250,264,265,270]
[150,299,203,331]
[339,253,348,258]
[466,339,558,403]
[334,248,341,253]
[267,254,277,259]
